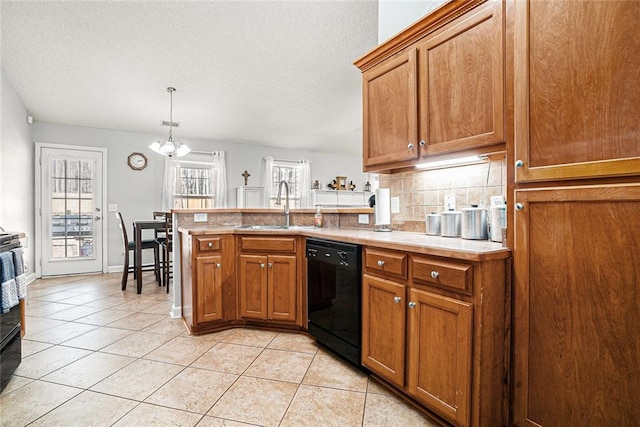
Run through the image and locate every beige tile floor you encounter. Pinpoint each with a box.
[0,273,437,427]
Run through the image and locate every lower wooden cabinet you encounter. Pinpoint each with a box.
[513,184,640,425]
[181,233,303,333]
[407,288,472,426]
[238,236,299,324]
[362,274,406,387]
[181,234,235,333]
[238,254,297,322]
[362,246,508,427]
[195,255,223,323]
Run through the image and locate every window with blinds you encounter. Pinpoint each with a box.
[268,162,302,208]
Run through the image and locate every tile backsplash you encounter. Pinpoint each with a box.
[379,160,506,231]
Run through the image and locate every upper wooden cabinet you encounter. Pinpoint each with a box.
[514,0,640,182]
[356,0,505,172]
[362,49,418,169]
[418,0,504,157]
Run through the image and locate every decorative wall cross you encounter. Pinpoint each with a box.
[242,170,251,185]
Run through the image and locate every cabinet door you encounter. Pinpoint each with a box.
[362,274,406,387]
[362,49,418,169]
[195,255,223,323]
[419,0,504,156]
[513,185,640,426]
[267,255,297,322]
[239,255,268,320]
[407,288,472,427]
[514,1,640,182]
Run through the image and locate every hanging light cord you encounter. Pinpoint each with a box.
[168,87,175,140]
[479,156,491,207]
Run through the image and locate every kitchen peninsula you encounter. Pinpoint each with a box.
[173,208,511,427]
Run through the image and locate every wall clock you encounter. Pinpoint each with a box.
[127,152,148,171]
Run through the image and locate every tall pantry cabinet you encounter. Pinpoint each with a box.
[510,1,640,425]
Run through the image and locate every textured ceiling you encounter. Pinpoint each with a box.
[1,1,378,156]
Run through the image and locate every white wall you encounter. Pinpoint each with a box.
[0,67,35,276]
[378,0,449,43]
[33,122,367,269]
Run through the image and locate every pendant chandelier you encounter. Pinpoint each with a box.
[149,87,191,157]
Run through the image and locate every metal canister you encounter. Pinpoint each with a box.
[461,206,489,240]
[426,213,441,235]
[490,205,506,242]
[441,210,461,237]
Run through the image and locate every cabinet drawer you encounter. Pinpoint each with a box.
[411,256,472,295]
[196,236,221,253]
[364,248,408,279]
[240,236,296,253]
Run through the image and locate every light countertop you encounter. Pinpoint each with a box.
[179,226,510,262]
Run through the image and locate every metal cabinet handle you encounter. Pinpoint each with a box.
[260,263,265,269]
[394,296,401,304]
[431,271,439,279]
[208,242,213,248]
[408,143,415,149]
[377,260,385,267]
[268,262,273,268]
[419,140,426,146]
[408,302,416,309]
[216,263,221,268]
[515,203,524,211]
[515,159,524,168]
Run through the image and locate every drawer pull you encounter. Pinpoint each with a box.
[208,242,213,248]
[407,143,415,149]
[408,302,416,309]
[268,262,273,268]
[419,140,426,146]
[394,296,401,304]
[216,263,221,268]
[377,260,385,267]
[431,271,439,279]
[260,263,265,269]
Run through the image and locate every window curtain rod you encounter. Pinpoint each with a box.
[267,157,306,164]
[189,150,219,156]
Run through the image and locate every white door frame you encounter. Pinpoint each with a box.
[35,142,108,278]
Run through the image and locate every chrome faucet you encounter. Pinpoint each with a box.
[275,180,290,227]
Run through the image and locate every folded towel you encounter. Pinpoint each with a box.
[12,248,27,300]
[0,251,18,313]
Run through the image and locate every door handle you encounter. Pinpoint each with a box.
[94,216,101,221]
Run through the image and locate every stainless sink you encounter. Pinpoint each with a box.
[235,225,316,230]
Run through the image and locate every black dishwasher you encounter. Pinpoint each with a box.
[306,238,364,370]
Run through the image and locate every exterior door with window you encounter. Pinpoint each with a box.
[39,146,104,276]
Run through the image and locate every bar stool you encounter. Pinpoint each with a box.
[153,211,173,293]
[116,212,160,291]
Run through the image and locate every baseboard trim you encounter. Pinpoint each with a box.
[26,273,37,285]
[107,265,123,274]
[170,305,182,319]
